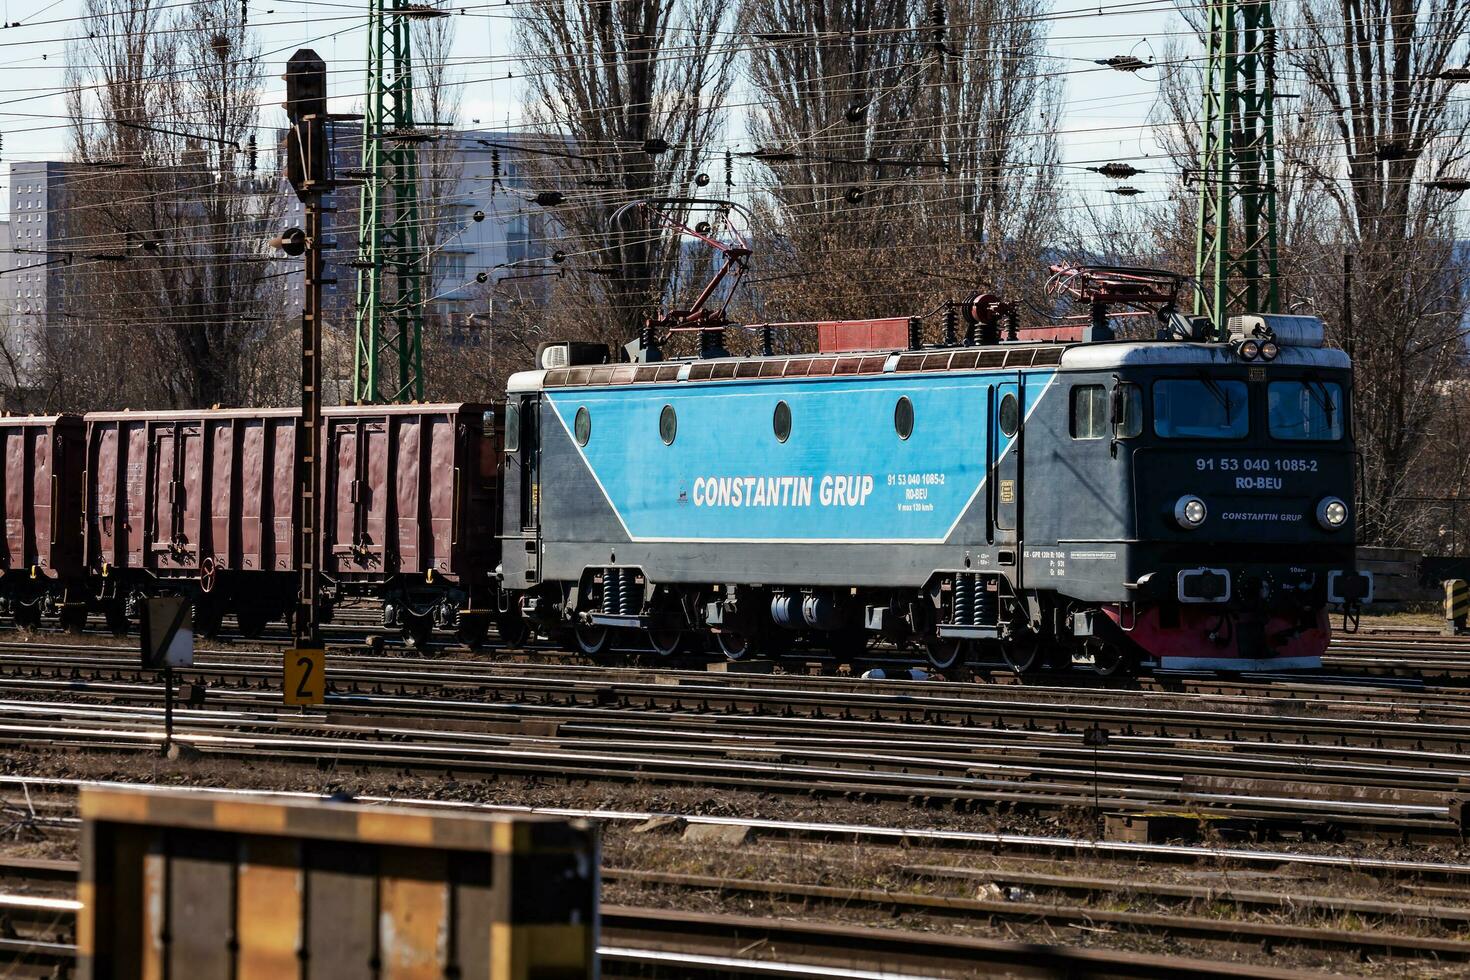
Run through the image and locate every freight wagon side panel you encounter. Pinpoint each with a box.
[0,416,84,579]
[87,411,301,580]
[238,415,298,573]
[87,418,147,573]
[323,404,495,587]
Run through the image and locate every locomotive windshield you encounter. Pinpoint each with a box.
[1152,379,1249,439]
[1268,380,1344,441]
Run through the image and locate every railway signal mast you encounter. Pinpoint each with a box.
[279,49,360,650]
[1194,0,1280,334]
[352,0,436,403]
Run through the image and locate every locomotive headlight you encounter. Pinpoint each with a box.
[1259,340,1280,360]
[1174,495,1208,529]
[1316,496,1349,530]
[1238,339,1261,360]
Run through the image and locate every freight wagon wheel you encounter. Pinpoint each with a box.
[493,612,528,649]
[60,606,88,634]
[923,637,967,671]
[455,615,489,650]
[573,624,611,657]
[104,604,130,638]
[13,603,41,630]
[236,608,269,640]
[402,612,435,651]
[193,601,224,640]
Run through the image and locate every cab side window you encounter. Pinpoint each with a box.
[1070,385,1107,439]
[1115,383,1143,438]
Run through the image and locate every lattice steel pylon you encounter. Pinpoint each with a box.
[353,0,428,403]
[1193,0,1280,336]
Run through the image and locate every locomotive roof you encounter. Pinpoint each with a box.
[507,340,1351,393]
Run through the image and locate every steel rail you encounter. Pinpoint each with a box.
[603,868,1470,960]
[0,895,1336,980]
[5,648,1470,757]
[6,775,1469,880]
[0,695,1460,835]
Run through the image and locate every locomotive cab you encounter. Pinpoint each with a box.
[1045,315,1368,671]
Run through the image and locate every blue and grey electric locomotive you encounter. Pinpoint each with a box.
[495,270,1369,674]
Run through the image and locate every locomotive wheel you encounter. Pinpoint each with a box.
[923,637,968,670]
[1091,641,1133,678]
[1002,639,1042,674]
[828,627,870,665]
[714,629,763,661]
[236,608,269,640]
[647,627,684,658]
[573,624,611,657]
[105,604,130,638]
[493,612,529,648]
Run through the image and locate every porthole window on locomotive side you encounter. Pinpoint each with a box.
[574,406,591,446]
[998,392,1019,437]
[773,400,792,442]
[894,396,914,439]
[659,404,677,445]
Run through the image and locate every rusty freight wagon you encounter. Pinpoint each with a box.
[83,408,301,636]
[321,403,503,647]
[0,413,87,629]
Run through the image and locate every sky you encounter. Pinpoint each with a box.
[0,0,1185,218]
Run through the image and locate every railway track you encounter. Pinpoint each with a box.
[14,612,1470,679]
[0,798,1466,978]
[0,649,1465,838]
[0,890,1352,979]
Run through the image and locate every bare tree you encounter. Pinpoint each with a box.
[54,0,281,411]
[515,0,741,346]
[1287,0,1470,546]
[740,0,1063,327]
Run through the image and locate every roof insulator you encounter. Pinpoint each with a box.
[398,3,450,17]
[1090,162,1143,179]
[1426,177,1470,193]
[751,147,801,162]
[1096,55,1148,72]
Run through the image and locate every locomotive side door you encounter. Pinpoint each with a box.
[517,396,540,532]
[499,394,540,587]
[992,378,1021,546]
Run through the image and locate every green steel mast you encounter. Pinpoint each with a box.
[353,0,427,403]
[1194,0,1280,335]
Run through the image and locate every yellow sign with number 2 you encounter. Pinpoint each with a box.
[284,648,325,705]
